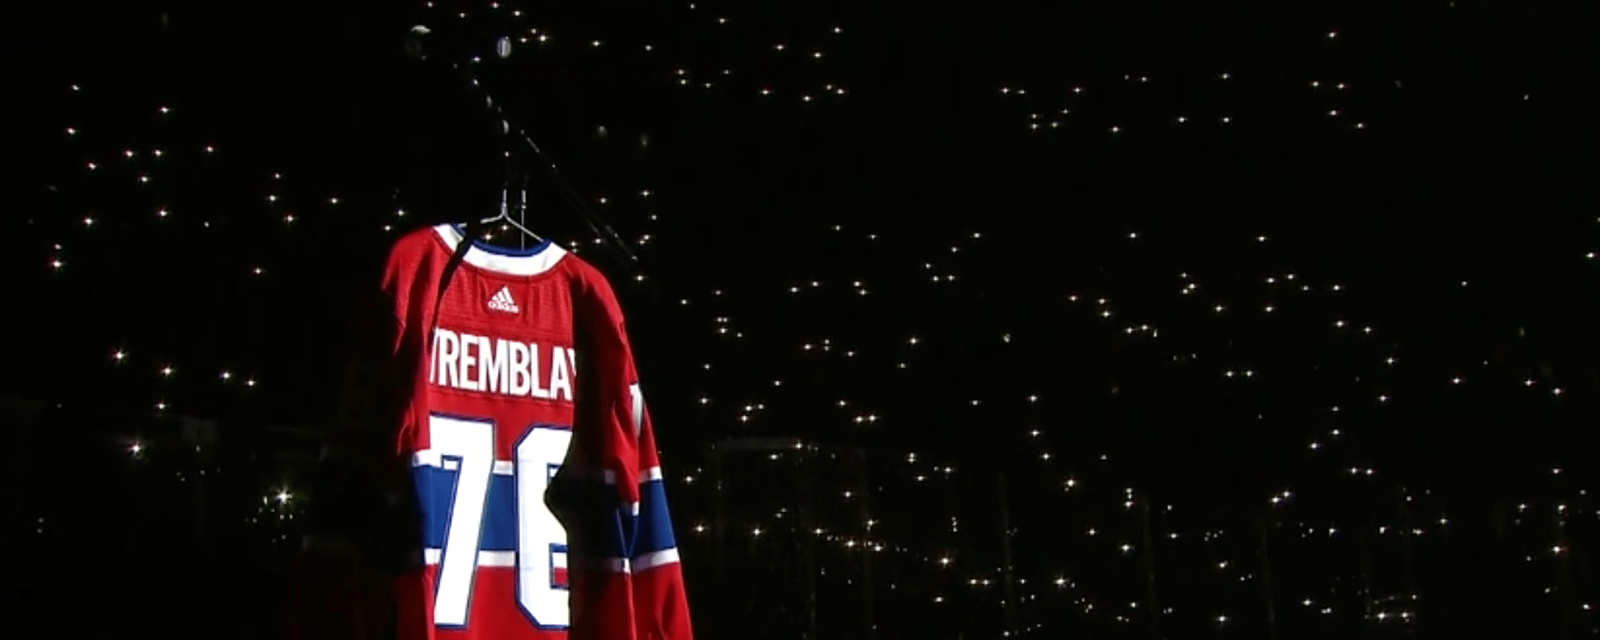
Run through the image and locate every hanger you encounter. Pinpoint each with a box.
[475,171,544,245]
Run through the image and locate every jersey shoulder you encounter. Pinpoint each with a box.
[385,224,449,270]
[555,250,622,300]
[550,246,602,280]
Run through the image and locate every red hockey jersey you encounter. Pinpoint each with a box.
[381,223,693,640]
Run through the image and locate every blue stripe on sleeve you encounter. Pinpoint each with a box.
[632,478,678,557]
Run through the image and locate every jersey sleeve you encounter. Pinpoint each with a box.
[378,236,428,495]
[552,268,694,640]
[626,364,695,640]
[376,236,438,640]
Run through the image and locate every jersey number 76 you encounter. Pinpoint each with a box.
[421,414,573,629]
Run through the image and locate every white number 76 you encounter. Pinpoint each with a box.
[424,414,573,629]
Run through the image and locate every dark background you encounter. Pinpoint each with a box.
[4,0,1599,638]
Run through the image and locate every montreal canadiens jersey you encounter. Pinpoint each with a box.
[381,223,693,640]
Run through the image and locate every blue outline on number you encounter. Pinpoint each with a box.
[515,423,574,631]
[433,449,469,632]
[426,411,497,632]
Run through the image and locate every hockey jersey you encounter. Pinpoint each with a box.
[381,223,693,640]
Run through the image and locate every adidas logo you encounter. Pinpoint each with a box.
[487,286,520,314]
